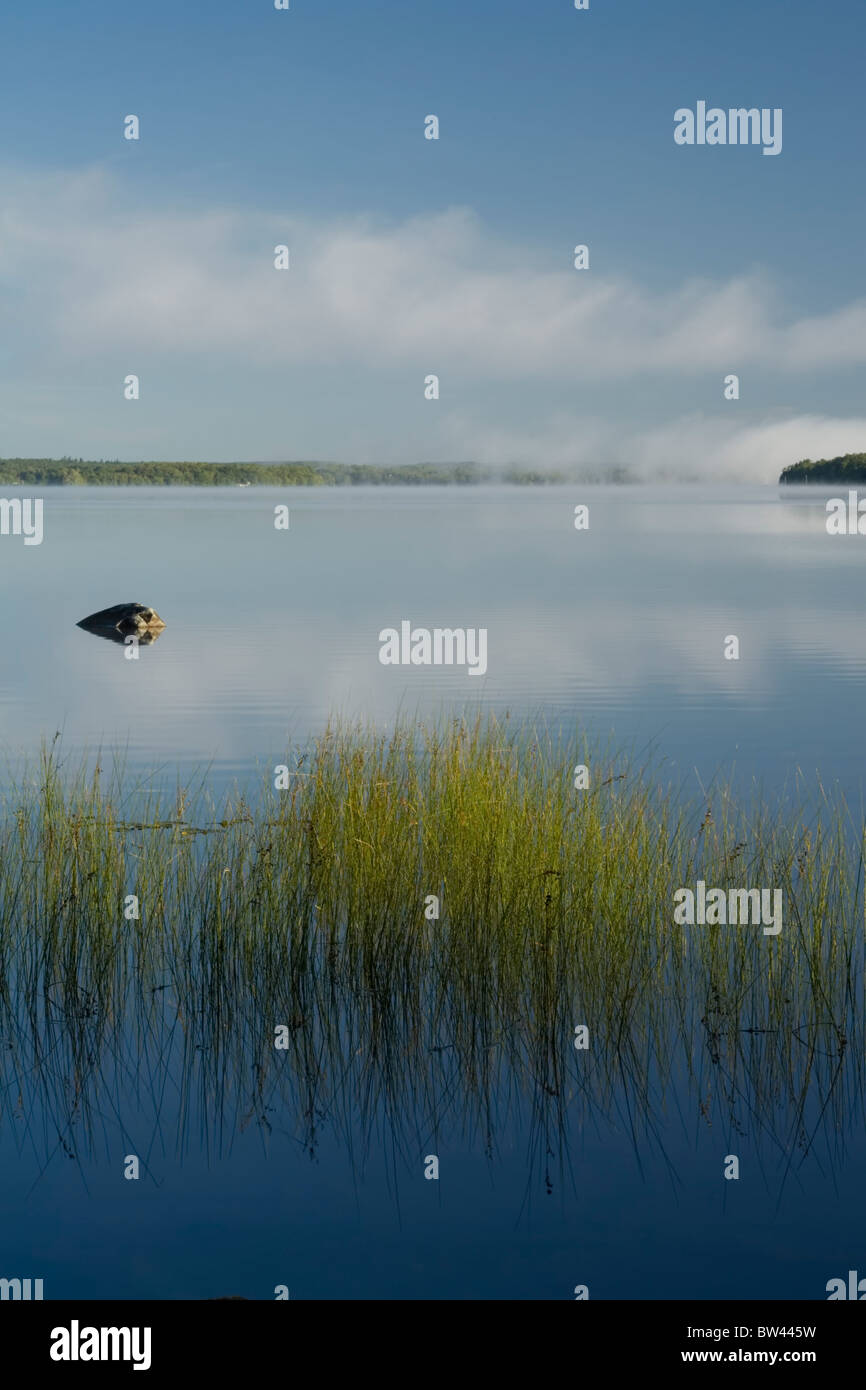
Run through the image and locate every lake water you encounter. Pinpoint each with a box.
[2,483,866,802]
[0,483,864,1300]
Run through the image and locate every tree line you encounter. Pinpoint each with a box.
[779,453,866,484]
[0,458,570,486]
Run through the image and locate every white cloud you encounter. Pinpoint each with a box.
[3,165,866,380]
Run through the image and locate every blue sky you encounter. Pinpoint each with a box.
[1,0,865,476]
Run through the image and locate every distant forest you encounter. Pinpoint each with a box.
[0,458,580,486]
[779,453,866,484]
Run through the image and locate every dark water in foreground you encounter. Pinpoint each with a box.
[0,484,864,1299]
[1,1002,861,1300]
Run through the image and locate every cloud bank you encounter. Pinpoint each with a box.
[1,165,865,477]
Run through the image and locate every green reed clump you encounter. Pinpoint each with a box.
[0,715,862,1168]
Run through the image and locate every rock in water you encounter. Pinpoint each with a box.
[77,603,166,644]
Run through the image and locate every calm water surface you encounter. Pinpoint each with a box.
[0,484,863,1299]
[1,483,863,798]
